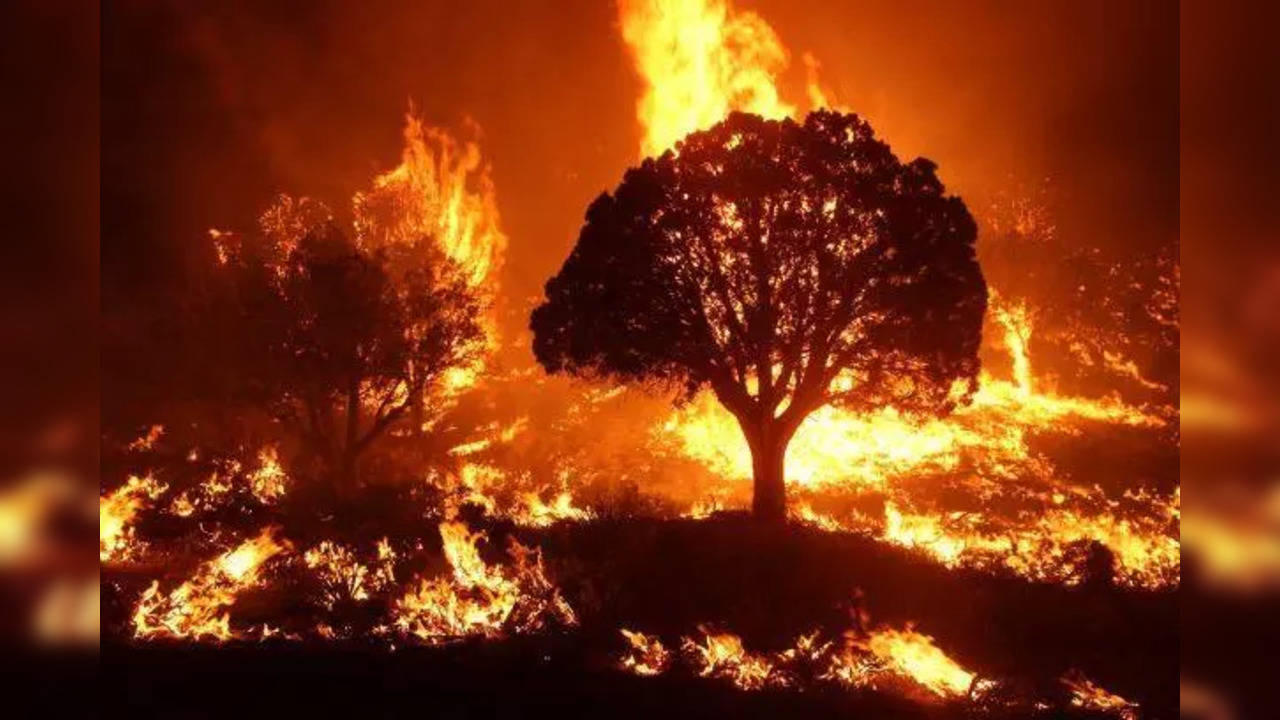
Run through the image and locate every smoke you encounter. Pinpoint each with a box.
[103,0,1175,333]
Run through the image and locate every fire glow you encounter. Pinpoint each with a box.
[620,616,1140,714]
[101,1,1176,717]
[392,522,577,643]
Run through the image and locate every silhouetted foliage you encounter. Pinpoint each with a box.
[979,191,1178,402]
[216,198,484,495]
[532,111,987,521]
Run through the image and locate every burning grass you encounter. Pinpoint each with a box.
[101,1,1177,717]
[101,7,1176,718]
[391,521,577,643]
[617,611,1142,716]
[132,527,289,641]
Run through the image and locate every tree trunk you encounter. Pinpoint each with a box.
[336,379,361,499]
[747,425,789,523]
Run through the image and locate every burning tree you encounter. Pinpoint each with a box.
[532,111,987,522]
[215,198,484,498]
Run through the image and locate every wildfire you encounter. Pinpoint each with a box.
[666,296,1163,492]
[619,628,673,676]
[161,448,290,519]
[682,496,727,519]
[100,474,167,563]
[665,295,1177,588]
[247,446,288,504]
[1062,670,1140,720]
[680,627,783,690]
[443,461,593,527]
[358,114,505,290]
[620,0,795,157]
[132,527,289,641]
[392,522,576,643]
[512,490,594,527]
[303,538,397,610]
[355,112,507,393]
[639,620,984,701]
[621,616,1139,715]
[617,0,1176,589]
[126,424,165,451]
[991,295,1035,397]
[853,627,977,698]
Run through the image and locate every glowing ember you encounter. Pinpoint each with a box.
[126,424,165,451]
[392,522,575,643]
[132,527,289,641]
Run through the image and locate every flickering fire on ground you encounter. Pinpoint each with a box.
[101,2,1175,718]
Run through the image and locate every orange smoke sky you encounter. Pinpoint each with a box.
[104,0,1175,339]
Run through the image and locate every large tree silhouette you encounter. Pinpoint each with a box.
[532,111,987,522]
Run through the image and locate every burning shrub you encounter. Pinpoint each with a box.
[214,214,485,498]
[619,628,673,676]
[302,538,397,611]
[132,527,290,641]
[392,521,577,643]
[100,473,167,563]
[619,614,1141,717]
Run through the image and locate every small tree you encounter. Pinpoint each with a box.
[979,192,1178,400]
[531,111,987,522]
[220,198,483,497]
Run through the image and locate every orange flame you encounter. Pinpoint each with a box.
[303,538,397,610]
[619,628,673,676]
[664,294,1176,587]
[619,0,796,158]
[392,522,576,643]
[680,627,782,690]
[354,112,508,394]
[132,527,289,641]
[357,114,506,290]
[247,446,288,504]
[100,474,167,563]
[857,627,976,698]
[1061,670,1140,720]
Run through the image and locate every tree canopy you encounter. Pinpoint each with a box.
[216,197,485,495]
[532,110,987,521]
